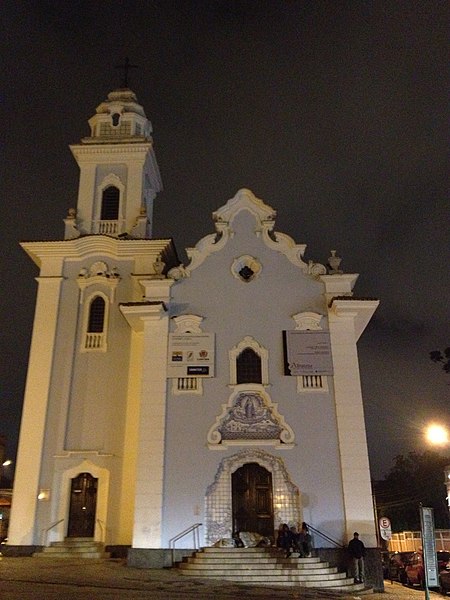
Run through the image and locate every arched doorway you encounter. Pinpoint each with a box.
[67,472,98,537]
[232,462,274,538]
[205,450,301,546]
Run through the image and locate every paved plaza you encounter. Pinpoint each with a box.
[0,557,443,600]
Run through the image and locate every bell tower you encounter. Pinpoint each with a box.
[67,88,162,239]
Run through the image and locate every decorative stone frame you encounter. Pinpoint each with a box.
[207,384,295,449]
[170,314,204,395]
[80,291,110,352]
[204,449,301,546]
[50,457,110,544]
[77,262,120,353]
[94,173,125,235]
[292,312,329,393]
[229,336,269,386]
[231,255,262,283]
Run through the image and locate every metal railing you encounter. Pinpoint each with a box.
[42,518,64,547]
[168,523,202,566]
[305,523,345,548]
[96,518,106,543]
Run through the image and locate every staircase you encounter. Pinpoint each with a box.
[33,538,110,559]
[177,547,366,593]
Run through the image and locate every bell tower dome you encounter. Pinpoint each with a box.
[68,87,162,239]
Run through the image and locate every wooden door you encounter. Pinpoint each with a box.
[67,472,98,538]
[232,463,273,539]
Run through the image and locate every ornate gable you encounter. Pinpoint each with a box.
[168,189,326,279]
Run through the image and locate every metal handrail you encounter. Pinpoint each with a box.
[42,518,64,547]
[168,522,202,566]
[96,518,105,543]
[305,523,345,549]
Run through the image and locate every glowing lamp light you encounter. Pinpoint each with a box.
[425,423,449,446]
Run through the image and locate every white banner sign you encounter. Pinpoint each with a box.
[167,333,215,378]
[284,330,333,375]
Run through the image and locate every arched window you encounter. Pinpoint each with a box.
[236,348,262,384]
[88,296,105,333]
[229,337,268,386]
[101,186,120,220]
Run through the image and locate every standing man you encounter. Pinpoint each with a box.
[348,531,366,584]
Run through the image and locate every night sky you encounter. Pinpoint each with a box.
[1,1,448,479]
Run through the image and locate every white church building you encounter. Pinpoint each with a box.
[8,86,379,565]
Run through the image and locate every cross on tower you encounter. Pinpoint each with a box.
[115,57,138,89]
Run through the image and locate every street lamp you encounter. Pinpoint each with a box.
[1,460,13,488]
[424,423,449,446]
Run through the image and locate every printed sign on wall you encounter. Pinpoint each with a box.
[283,330,334,376]
[167,333,215,377]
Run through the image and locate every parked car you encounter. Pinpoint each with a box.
[405,550,450,588]
[386,551,413,583]
[440,559,450,596]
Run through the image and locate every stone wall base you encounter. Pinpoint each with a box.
[127,547,195,568]
[316,547,384,592]
[0,545,42,557]
[105,545,130,559]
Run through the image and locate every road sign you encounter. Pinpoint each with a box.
[379,517,392,541]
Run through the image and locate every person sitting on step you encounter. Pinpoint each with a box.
[276,523,293,557]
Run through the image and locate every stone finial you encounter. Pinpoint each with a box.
[64,208,80,240]
[152,256,166,279]
[327,250,343,274]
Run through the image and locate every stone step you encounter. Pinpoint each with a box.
[215,575,360,588]
[180,557,330,573]
[180,566,344,579]
[196,549,322,562]
[181,562,336,574]
[201,547,320,559]
[34,551,110,559]
[39,546,104,554]
[50,541,104,548]
[175,546,368,594]
[184,552,329,569]
[33,538,110,559]
[230,579,367,592]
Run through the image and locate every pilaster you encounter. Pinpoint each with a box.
[120,302,169,548]
[328,299,379,547]
[8,276,63,545]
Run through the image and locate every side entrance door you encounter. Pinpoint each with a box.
[232,462,274,539]
[67,472,98,538]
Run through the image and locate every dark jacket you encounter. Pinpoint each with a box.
[348,537,365,559]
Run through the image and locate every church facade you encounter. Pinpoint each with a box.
[8,87,379,557]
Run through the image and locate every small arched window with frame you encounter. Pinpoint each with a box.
[101,186,120,221]
[236,348,262,384]
[229,337,269,386]
[83,295,108,351]
[88,296,105,333]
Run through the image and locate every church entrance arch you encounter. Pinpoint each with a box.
[232,462,273,538]
[205,449,301,546]
[67,472,98,537]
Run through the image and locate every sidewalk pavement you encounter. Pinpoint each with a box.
[0,556,444,600]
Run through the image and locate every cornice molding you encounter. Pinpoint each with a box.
[21,236,174,266]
